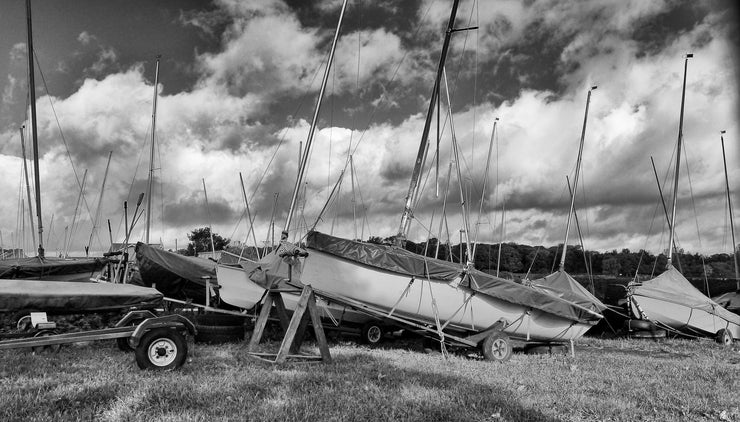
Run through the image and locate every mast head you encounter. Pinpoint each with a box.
[684,53,693,59]
[590,86,598,91]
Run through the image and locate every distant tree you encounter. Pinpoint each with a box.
[185,227,229,256]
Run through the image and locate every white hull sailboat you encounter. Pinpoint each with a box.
[627,55,740,344]
[300,232,597,342]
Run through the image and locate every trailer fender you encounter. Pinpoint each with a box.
[115,310,158,328]
[129,315,197,348]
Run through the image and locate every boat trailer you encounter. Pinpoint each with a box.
[0,310,196,370]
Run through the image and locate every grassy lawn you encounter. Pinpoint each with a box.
[0,333,738,422]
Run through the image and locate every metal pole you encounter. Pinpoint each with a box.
[666,54,692,268]
[26,0,44,258]
[19,126,37,251]
[720,131,739,288]
[146,55,161,244]
[282,0,348,240]
[472,118,498,258]
[398,0,461,242]
[559,86,597,272]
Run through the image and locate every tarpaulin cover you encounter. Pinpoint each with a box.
[713,291,740,314]
[631,266,740,325]
[0,256,108,281]
[135,242,216,304]
[528,271,608,314]
[306,231,601,323]
[0,279,162,312]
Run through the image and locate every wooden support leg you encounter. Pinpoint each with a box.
[248,293,275,351]
[272,293,291,332]
[275,287,312,364]
[307,290,331,363]
[290,310,311,354]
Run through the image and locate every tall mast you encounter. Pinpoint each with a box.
[19,126,37,251]
[145,55,161,244]
[559,86,597,272]
[26,0,44,258]
[398,0,461,243]
[282,0,348,240]
[720,130,739,288]
[88,151,112,252]
[472,118,498,259]
[442,68,473,266]
[666,54,692,268]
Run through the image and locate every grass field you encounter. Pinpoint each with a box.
[0,333,738,422]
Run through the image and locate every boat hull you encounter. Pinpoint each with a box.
[301,248,591,342]
[216,263,375,326]
[629,295,740,338]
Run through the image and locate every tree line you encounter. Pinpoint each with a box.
[369,235,740,279]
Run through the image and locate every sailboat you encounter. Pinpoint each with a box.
[526,87,608,318]
[0,0,107,283]
[626,55,740,344]
[226,0,603,362]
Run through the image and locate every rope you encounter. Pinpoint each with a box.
[386,277,415,318]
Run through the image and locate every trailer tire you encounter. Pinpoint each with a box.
[481,331,512,362]
[194,324,244,344]
[624,319,656,332]
[630,329,666,340]
[525,344,568,355]
[716,328,733,346]
[31,330,62,354]
[360,322,384,346]
[116,337,134,352]
[135,328,188,370]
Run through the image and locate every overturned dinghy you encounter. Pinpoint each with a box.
[0,256,108,282]
[296,231,602,343]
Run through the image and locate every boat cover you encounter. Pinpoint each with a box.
[0,256,108,280]
[631,266,740,325]
[0,279,162,312]
[135,242,216,304]
[528,271,608,314]
[713,291,740,314]
[305,231,602,323]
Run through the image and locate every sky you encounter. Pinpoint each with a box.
[0,0,738,257]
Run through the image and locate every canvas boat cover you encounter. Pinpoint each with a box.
[631,266,740,325]
[528,271,608,314]
[0,256,108,280]
[0,279,162,312]
[713,291,740,314]
[135,242,216,304]
[306,231,602,323]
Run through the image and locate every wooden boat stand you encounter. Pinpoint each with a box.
[246,285,331,364]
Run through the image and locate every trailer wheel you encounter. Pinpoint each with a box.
[31,330,62,354]
[481,331,512,362]
[360,322,384,346]
[624,319,656,332]
[135,328,188,370]
[716,328,733,346]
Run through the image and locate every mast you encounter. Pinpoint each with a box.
[472,118,498,259]
[558,86,597,272]
[26,0,44,258]
[88,151,112,252]
[720,130,739,288]
[398,0,461,243]
[666,54,692,268]
[442,68,473,266]
[19,126,37,251]
[282,0,348,240]
[145,55,161,244]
